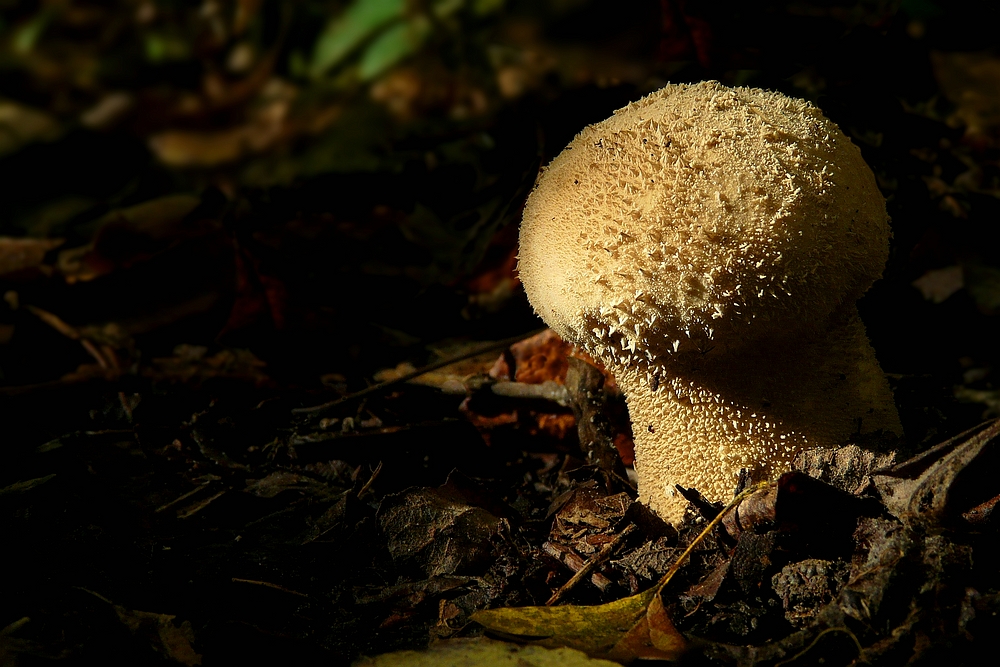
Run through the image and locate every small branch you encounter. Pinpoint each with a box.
[357,461,383,498]
[489,380,571,406]
[231,578,309,598]
[546,523,636,606]
[292,327,548,415]
[774,627,866,667]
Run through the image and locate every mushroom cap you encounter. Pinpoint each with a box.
[518,81,890,368]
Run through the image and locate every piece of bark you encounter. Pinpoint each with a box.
[565,356,627,479]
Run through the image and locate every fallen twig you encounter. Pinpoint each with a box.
[231,578,309,598]
[546,523,636,606]
[292,327,547,414]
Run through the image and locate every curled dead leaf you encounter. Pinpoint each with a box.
[873,419,1000,525]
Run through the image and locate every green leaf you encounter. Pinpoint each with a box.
[310,0,406,78]
[11,9,53,55]
[144,33,191,63]
[471,0,505,15]
[357,16,431,81]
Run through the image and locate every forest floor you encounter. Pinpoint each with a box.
[2,1,1000,665]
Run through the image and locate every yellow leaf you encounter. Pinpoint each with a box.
[471,589,655,657]
[354,637,621,666]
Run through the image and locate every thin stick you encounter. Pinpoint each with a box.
[546,523,636,606]
[155,482,212,513]
[292,327,548,414]
[357,461,383,498]
[656,481,774,595]
[231,578,309,598]
[774,626,866,667]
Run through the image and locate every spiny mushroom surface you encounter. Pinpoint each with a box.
[518,81,902,524]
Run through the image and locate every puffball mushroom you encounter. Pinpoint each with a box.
[518,81,902,524]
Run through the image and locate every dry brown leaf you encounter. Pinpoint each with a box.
[147,80,302,168]
[56,194,204,282]
[931,50,1000,144]
[488,329,572,384]
[873,419,1000,524]
[0,99,62,156]
[113,607,202,666]
[0,237,63,277]
[911,265,963,304]
[606,592,686,663]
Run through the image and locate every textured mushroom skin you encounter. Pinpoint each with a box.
[518,81,902,524]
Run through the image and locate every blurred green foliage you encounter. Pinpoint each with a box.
[309,0,503,81]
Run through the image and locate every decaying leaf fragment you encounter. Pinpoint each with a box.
[378,475,512,578]
[873,418,1000,525]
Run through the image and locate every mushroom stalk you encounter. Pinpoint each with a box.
[613,305,900,523]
